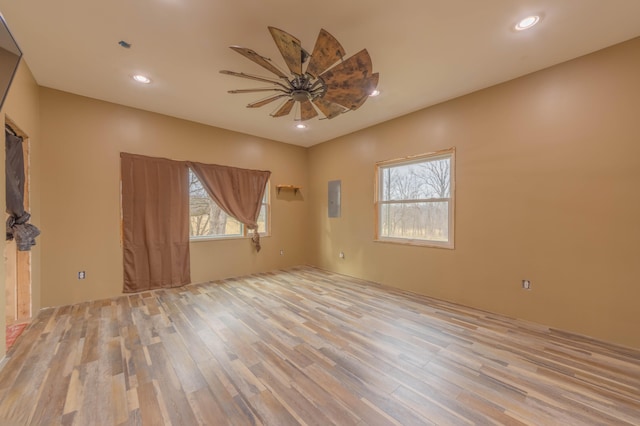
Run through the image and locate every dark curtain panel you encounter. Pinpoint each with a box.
[188,161,270,251]
[121,153,190,293]
[5,126,39,250]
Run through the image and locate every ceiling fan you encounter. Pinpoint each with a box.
[220,27,379,122]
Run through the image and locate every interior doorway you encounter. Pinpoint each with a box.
[4,117,31,331]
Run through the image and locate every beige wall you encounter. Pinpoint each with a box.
[0,60,41,358]
[39,88,309,307]
[5,36,639,353]
[308,37,640,349]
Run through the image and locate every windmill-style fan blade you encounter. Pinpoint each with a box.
[272,99,295,117]
[229,46,289,79]
[348,73,380,111]
[323,79,375,110]
[225,27,378,122]
[312,97,347,119]
[268,27,303,75]
[228,88,287,94]
[300,99,319,121]
[306,29,345,78]
[220,70,290,89]
[247,94,288,108]
[320,49,375,109]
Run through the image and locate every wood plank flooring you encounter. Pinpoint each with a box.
[0,266,638,425]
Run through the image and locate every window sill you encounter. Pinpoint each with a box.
[190,234,270,243]
[374,237,454,250]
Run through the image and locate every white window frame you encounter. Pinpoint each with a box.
[374,148,455,249]
[189,171,270,241]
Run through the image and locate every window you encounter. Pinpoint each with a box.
[189,169,269,239]
[375,148,454,248]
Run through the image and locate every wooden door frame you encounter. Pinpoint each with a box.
[4,116,31,324]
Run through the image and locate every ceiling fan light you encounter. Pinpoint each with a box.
[369,89,380,97]
[515,15,540,31]
[295,123,307,129]
[132,74,151,84]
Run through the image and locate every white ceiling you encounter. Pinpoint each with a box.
[1,0,640,147]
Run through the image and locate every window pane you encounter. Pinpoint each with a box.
[379,201,449,241]
[381,158,451,201]
[256,204,267,234]
[189,170,243,237]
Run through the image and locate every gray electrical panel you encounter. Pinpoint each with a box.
[328,180,341,218]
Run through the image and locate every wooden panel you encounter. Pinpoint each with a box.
[320,49,374,110]
[16,250,30,320]
[299,98,318,121]
[4,240,17,324]
[0,267,638,424]
[312,97,346,120]
[306,29,345,78]
[268,27,302,76]
[229,46,289,79]
[271,98,294,118]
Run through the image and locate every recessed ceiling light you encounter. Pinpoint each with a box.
[515,15,540,31]
[370,89,380,97]
[295,123,306,129]
[132,74,151,84]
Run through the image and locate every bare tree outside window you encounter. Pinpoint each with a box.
[413,159,450,198]
[376,150,454,248]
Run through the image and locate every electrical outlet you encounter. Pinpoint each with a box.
[339,251,345,259]
[78,271,86,280]
[279,249,284,256]
[522,279,531,290]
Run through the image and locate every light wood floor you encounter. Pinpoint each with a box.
[0,266,638,425]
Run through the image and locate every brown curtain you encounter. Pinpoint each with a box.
[188,161,271,251]
[5,125,40,250]
[121,153,190,292]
